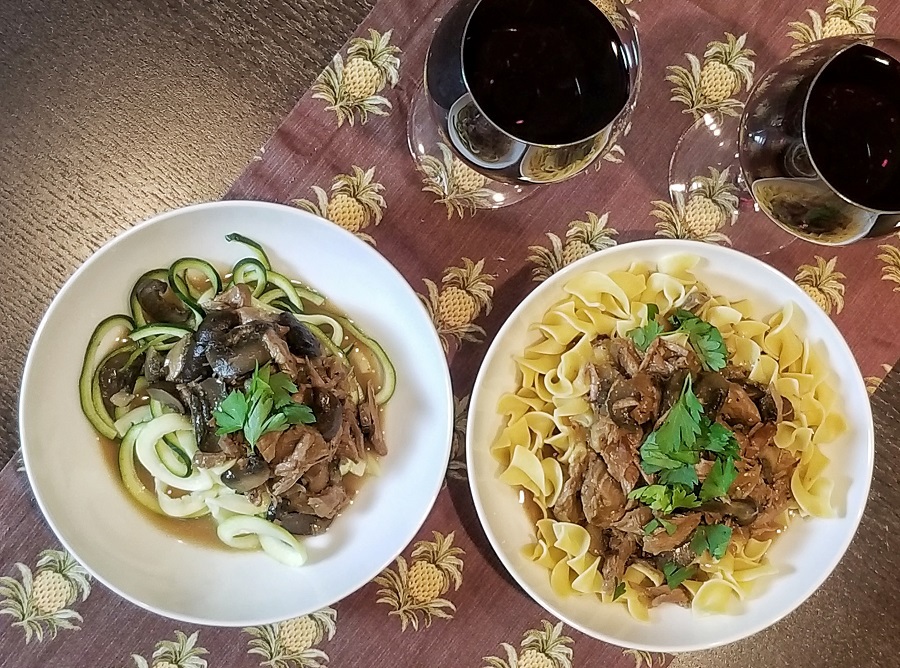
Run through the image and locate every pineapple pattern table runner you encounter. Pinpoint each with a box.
[2,0,900,666]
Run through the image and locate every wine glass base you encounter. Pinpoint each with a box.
[668,115,797,257]
[406,83,535,209]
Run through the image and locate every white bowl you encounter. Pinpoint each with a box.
[466,239,873,653]
[20,201,453,626]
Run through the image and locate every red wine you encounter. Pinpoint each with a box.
[805,44,900,212]
[462,0,630,146]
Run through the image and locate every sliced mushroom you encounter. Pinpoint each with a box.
[312,389,342,441]
[222,456,270,493]
[606,372,660,426]
[700,498,758,525]
[135,277,191,324]
[277,312,322,358]
[143,348,166,383]
[147,382,185,413]
[275,509,333,536]
[205,322,273,380]
[98,350,144,413]
[179,378,226,452]
[694,371,731,417]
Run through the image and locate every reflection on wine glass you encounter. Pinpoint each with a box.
[408,0,641,210]
[670,35,900,255]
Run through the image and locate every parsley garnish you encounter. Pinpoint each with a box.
[628,304,664,352]
[662,562,696,589]
[697,421,740,459]
[629,484,701,515]
[629,377,741,519]
[644,518,678,535]
[612,581,627,601]
[690,524,733,560]
[625,308,727,371]
[699,456,739,501]
[639,376,704,474]
[670,309,727,371]
[212,364,316,447]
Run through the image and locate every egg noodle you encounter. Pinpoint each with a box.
[492,254,845,619]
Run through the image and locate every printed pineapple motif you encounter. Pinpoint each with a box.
[0,549,91,643]
[374,531,464,631]
[596,144,626,171]
[528,212,619,282]
[482,621,574,668]
[131,631,208,668]
[667,33,756,121]
[448,394,471,481]
[877,243,900,291]
[418,143,499,218]
[623,649,668,667]
[865,363,893,395]
[291,166,386,244]
[592,0,641,24]
[591,0,628,29]
[795,256,846,315]
[653,167,737,244]
[420,258,496,352]
[788,1,877,48]
[244,608,337,668]
[312,29,401,126]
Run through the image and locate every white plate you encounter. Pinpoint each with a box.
[20,201,453,626]
[466,239,873,653]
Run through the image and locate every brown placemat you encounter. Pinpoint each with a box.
[2,0,900,666]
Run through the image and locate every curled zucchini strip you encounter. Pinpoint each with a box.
[119,424,164,515]
[155,481,210,518]
[216,516,308,566]
[80,315,135,439]
[135,414,210,491]
[294,313,344,347]
[336,316,396,404]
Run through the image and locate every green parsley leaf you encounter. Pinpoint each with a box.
[670,485,702,511]
[269,372,299,408]
[612,581,627,601]
[662,562,696,589]
[628,484,700,515]
[282,402,317,425]
[262,412,288,435]
[655,376,705,451]
[211,365,315,447]
[699,420,741,459]
[212,391,248,435]
[658,463,699,488]
[638,379,704,476]
[671,309,727,371]
[660,517,677,535]
[244,395,274,446]
[699,456,739,501]
[639,433,687,474]
[627,304,664,352]
[690,524,733,560]
[643,519,661,535]
[249,363,271,396]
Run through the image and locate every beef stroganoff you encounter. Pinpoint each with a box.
[492,255,844,618]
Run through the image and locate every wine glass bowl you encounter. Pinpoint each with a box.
[409,0,641,206]
[740,35,900,244]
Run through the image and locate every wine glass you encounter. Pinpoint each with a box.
[669,35,900,255]
[408,0,641,209]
